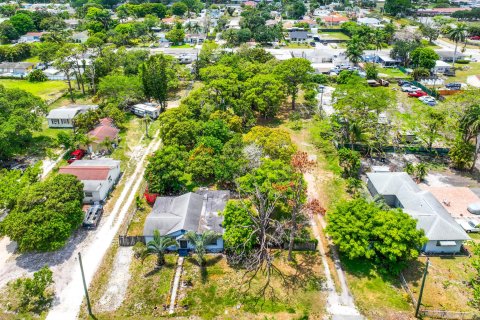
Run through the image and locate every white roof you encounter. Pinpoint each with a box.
[47,104,98,119]
[435,60,451,67]
[133,103,160,112]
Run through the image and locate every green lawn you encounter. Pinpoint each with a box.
[0,79,67,101]
[343,259,412,319]
[285,43,313,49]
[446,62,480,84]
[378,67,410,79]
[23,56,41,63]
[171,43,195,48]
[319,31,350,41]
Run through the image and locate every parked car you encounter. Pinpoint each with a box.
[445,82,462,90]
[67,149,86,164]
[468,202,480,215]
[401,85,421,92]
[82,202,104,229]
[419,96,437,106]
[408,90,428,97]
[455,218,480,233]
[398,80,411,86]
[470,36,480,40]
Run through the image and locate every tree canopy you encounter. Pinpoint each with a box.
[0,174,85,252]
[326,198,427,274]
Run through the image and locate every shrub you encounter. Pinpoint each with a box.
[8,266,54,314]
[455,59,470,64]
[449,138,475,170]
[27,69,47,82]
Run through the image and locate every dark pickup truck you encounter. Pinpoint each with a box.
[82,202,104,230]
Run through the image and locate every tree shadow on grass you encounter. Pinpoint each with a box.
[187,255,223,284]
[283,252,325,292]
[143,259,175,278]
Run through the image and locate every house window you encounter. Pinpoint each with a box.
[51,119,59,124]
[61,119,70,124]
[207,238,217,245]
[85,191,93,197]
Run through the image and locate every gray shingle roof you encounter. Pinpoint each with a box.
[367,172,469,241]
[143,191,229,236]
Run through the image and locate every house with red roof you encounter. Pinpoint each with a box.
[321,15,349,25]
[59,158,121,203]
[86,118,120,153]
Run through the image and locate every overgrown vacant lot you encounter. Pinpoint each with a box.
[0,79,67,101]
[175,253,326,319]
[404,256,477,313]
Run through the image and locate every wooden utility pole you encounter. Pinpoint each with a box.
[79,252,94,318]
[415,258,430,318]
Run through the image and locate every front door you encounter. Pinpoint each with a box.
[179,240,188,249]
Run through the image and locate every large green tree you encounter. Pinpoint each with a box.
[243,74,286,118]
[326,198,427,274]
[0,86,46,159]
[410,47,439,69]
[144,145,189,195]
[274,58,313,110]
[141,54,178,111]
[0,174,84,252]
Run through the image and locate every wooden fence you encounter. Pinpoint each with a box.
[118,235,145,247]
[283,241,318,251]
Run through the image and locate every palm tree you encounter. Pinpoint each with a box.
[345,35,364,66]
[184,21,194,34]
[142,230,177,269]
[372,29,385,56]
[184,230,218,266]
[447,23,468,68]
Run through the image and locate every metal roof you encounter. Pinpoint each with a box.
[367,172,469,241]
[46,104,98,119]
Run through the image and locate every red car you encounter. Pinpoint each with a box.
[67,149,85,164]
[470,36,480,40]
[408,90,427,97]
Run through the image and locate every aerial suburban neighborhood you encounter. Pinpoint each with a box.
[1,0,480,319]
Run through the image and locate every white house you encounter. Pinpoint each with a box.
[18,32,45,43]
[143,190,229,255]
[357,17,382,27]
[367,172,470,254]
[59,158,121,203]
[433,60,452,74]
[0,62,34,75]
[131,103,161,119]
[46,104,98,128]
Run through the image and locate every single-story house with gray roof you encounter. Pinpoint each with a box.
[367,172,469,253]
[47,104,98,128]
[144,190,229,256]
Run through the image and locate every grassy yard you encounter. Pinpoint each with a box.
[343,259,413,320]
[175,253,326,319]
[446,62,480,84]
[0,79,67,101]
[81,246,177,320]
[403,256,477,313]
[171,44,195,48]
[319,31,350,41]
[378,67,410,79]
[285,43,313,49]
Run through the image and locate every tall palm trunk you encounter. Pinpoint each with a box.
[452,41,458,69]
